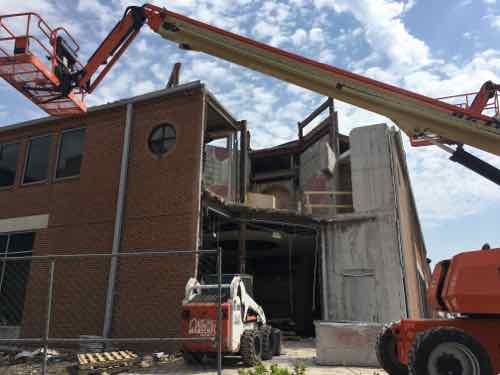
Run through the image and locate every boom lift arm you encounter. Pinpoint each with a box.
[0,4,499,182]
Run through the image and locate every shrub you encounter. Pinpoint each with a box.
[238,362,306,375]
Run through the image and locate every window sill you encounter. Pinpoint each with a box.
[20,180,49,188]
[53,175,81,184]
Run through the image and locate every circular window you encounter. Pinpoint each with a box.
[148,124,176,156]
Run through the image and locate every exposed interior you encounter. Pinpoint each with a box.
[200,98,352,336]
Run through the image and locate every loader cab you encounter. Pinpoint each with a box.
[205,274,254,298]
[427,259,450,313]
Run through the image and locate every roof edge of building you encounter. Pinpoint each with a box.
[0,80,205,134]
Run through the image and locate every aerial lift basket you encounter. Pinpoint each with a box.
[0,13,86,116]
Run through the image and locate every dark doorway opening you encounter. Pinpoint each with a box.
[201,208,321,337]
[0,232,35,326]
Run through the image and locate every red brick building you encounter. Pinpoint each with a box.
[0,81,431,346]
[0,81,242,343]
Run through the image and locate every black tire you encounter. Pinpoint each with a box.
[271,328,282,356]
[408,327,493,375]
[261,326,273,360]
[240,330,263,367]
[375,323,408,375]
[183,351,202,365]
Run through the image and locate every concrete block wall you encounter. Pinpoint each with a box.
[321,124,429,324]
[321,214,406,323]
[350,124,395,212]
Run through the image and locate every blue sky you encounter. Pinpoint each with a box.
[0,0,499,263]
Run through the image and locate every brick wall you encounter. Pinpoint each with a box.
[0,87,205,346]
[113,91,204,344]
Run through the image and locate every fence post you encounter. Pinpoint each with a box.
[42,259,55,375]
[217,247,222,375]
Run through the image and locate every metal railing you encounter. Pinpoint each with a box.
[411,90,500,147]
[302,190,353,214]
[438,90,499,118]
[0,12,83,70]
[0,248,223,374]
[0,12,86,114]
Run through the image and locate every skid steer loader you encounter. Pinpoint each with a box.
[181,274,282,366]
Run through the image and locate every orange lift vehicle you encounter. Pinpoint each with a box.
[0,4,499,374]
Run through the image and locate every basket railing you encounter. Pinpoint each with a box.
[0,12,84,73]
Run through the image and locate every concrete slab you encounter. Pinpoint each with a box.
[315,321,382,367]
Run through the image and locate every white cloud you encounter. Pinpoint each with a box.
[482,0,500,30]
[407,146,500,224]
[0,0,52,14]
[309,28,324,44]
[291,29,308,46]
[313,0,431,70]
[130,80,157,96]
[491,15,500,29]
[77,0,116,28]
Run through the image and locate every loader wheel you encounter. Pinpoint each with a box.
[271,328,282,356]
[375,323,408,375]
[183,351,202,365]
[408,327,493,375]
[261,326,273,360]
[240,330,262,367]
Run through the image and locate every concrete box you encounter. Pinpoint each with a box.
[315,321,382,367]
[245,192,276,209]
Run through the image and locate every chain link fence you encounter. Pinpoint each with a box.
[0,248,223,374]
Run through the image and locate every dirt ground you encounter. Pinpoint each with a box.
[0,339,385,374]
[128,339,384,375]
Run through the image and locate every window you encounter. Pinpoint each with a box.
[148,124,176,156]
[23,135,52,184]
[0,143,19,188]
[418,272,430,318]
[56,128,85,179]
[0,232,34,325]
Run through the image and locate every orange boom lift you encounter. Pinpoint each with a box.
[0,5,499,184]
[0,5,500,373]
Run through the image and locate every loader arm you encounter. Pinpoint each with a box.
[1,4,499,158]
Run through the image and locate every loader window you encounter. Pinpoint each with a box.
[191,286,230,303]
